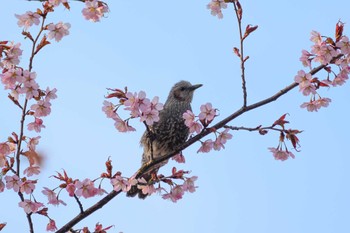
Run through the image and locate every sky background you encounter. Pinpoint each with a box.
[1,0,350,232]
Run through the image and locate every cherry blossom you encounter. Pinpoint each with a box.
[269,147,295,161]
[198,102,216,123]
[113,115,136,132]
[299,50,313,68]
[294,70,316,96]
[183,110,203,134]
[47,22,71,42]
[46,219,57,232]
[28,136,40,151]
[23,166,41,177]
[0,68,23,89]
[124,91,151,117]
[162,185,184,203]
[207,0,227,19]
[75,178,102,198]
[18,200,44,214]
[48,0,67,7]
[137,178,156,196]
[31,100,52,117]
[4,175,22,192]
[213,129,232,151]
[66,183,76,197]
[42,187,66,206]
[102,100,117,118]
[45,87,58,101]
[15,11,40,30]
[300,100,319,112]
[20,180,36,194]
[2,43,22,68]
[182,176,198,193]
[172,153,186,163]
[111,176,129,192]
[197,139,214,153]
[82,0,109,22]
[336,36,350,55]
[27,117,46,133]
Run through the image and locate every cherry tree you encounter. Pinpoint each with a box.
[1,0,349,232]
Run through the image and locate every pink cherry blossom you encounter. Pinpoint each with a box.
[102,100,117,118]
[183,110,196,126]
[27,117,46,133]
[336,36,350,55]
[299,50,313,68]
[113,115,136,132]
[42,187,66,206]
[31,100,51,117]
[269,147,295,161]
[5,175,22,192]
[124,91,151,117]
[183,176,198,193]
[82,0,109,22]
[150,96,164,111]
[163,185,184,203]
[197,139,214,153]
[28,136,40,151]
[66,183,76,197]
[172,153,186,163]
[332,68,349,86]
[183,110,203,134]
[300,101,319,112]
[0,142,11,156]
[47,22,71,42]
[198,102,216,123]
[45,87,58,101]
[213,129,232,151]
[207,0,227,19]
[18,200,44,214]
[23,166,41,176]
[315,97,331,109]
[140,109,160,126]
[111,176,129,192]
[48,0,67,7]
[15,11,40,29]
[20,180,36,194]
[46,219,57,232]
[137,178,156,196]
[0,68,23,89]
[310,31,322,44]
[294,70,316,96]
[75,179,99,198]
[2,43,22,68]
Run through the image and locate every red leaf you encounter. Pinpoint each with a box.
[243,24,258,40]
[335,20,344,43]
[272,113,289,128]
[0,223,6,231]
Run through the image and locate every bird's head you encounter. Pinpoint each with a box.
[168,80,202,103]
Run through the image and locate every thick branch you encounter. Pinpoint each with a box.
[56,190,122,233]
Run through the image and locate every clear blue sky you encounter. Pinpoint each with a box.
[1,1,350,232]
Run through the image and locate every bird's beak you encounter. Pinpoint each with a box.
[189,84,203,91]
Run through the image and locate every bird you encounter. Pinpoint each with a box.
[127,80,202,199]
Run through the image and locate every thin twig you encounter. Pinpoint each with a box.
[73,195,84,214]
[233,2,248,107]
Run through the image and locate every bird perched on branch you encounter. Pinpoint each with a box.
[127,80,202,199]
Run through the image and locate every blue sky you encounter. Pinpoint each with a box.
[1,1,350,233]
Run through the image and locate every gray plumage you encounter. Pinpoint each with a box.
[127,80,202,199]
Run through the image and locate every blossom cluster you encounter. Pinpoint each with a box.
[295,22,350,112]
[103,88,164,132]
[182,102,233,153]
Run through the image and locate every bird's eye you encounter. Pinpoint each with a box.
[180,87,186,91]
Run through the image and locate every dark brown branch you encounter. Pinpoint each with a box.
[233,2,248,107]
[73,195,84,214]
[55,190,122,233]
